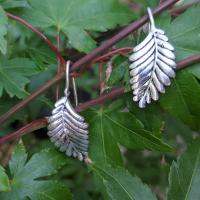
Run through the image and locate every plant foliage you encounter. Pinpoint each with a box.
[0,0,200,199]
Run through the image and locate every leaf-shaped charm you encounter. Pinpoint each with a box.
[47,96,89,161]
[129,8,176,108]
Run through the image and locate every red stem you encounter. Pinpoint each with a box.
[1,51,200,144]
[6,12,65,68]
[0,118,47,143]
[170,1,200,16]
[77,47,133,77]
[0,87,124,144]
[56,32,61,100]
[93,47,132,63]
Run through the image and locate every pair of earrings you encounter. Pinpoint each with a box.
[47,8,176,162]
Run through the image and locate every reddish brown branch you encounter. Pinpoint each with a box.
[170,0,200,16]
[77,47,132,77]
[2,52,200,143]
[0,118,47,143]
[0,0,180,125]
[56,32,61,100]
[0,88,124,143]
[94,47,132,63]
[6,12,65,68]
[76,87,124,112]
[0,73,64,125]
[176,53,200,70]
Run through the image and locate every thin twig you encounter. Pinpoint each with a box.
[170,0,200,16]
[77,47,132,77]
[93,47,132,63]
[1,51,200,143]
[0,0,180,125]
[56,32,61,100]
[0,118,47,143]
[6,12,65,68]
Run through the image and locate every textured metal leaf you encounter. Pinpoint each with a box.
[129,21,176,108]
[47,96,89,161]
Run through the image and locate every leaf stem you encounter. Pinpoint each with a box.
[0,118,47,143]
[56,32,61,100]
[6,12,65,68]
[74,47,132,78]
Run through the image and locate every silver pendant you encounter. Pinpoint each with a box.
[47,61,89,162]
[129,8,176,108]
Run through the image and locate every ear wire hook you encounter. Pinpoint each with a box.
[147,7,155,31]
[64,61,70,97]
[64,60,78,106]
[72,77,78,106]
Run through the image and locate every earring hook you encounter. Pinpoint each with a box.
[64,61,78,106]
[64,61,70,96]
[147,7,155,31]
[72,77,78,106]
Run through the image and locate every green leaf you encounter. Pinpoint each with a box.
[9,143,27,176]
[24,0,136,53]
[168,139,200,200]
[92,164,157,200]
[0,143,72,200]
[105,111,172,152]
[0,5,8,55]
[126,97,165,139]
[160,71,200,130]
[130,0,159,9]
[166,5,200,60]
[84,108,172,166]
[0,166,10,192]
[2,0,29,9]
[108,59,128,86]
[187,64,200,80]
[85,109,124,166]
[64,26,96,53]
[0,57,39,98]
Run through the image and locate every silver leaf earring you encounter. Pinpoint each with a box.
[47,61,89,162]
[129,7,176,108]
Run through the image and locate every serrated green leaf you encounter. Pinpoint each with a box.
[136,0,160,7]
[125,96,165,139]
[0,57,39,98]
[160,71,200,130]
[105,111,172,152]
[92,164,157,200]
[0,144,72,200]
[166,5,200,60]
[0,166,10,192]
[84,109,123,166]
[168,139,200,200]
[84,108,172,166]
[9,143,27,176]
[108,59,128,86]
[0,5,8,55]
[187,64,200,80]
[64,26,96,53]
[24,0,136,53]
[2,0,29,9]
